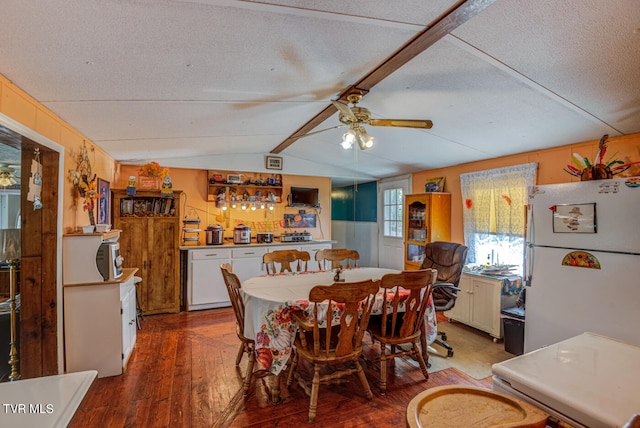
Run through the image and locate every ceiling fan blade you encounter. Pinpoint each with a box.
[331,99,356,121]
[290,124,347,141]
[368,119,433,129]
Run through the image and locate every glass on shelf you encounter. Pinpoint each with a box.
[407,244,425,264]
[410,229,427,242]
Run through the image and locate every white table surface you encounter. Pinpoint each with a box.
[0,370,97,427]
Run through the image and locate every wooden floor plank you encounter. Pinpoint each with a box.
[70,307,500,427]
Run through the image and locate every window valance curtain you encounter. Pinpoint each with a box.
[460,162,538,263]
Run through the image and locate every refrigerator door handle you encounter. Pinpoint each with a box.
[524,205,534,287]
[524,242,534,287]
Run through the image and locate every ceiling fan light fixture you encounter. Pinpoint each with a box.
[341,129,356,149]
[0,172,16,188]
[355,127,374,150]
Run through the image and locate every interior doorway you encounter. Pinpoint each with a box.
[0,123,61,379]
[377,176,411,269]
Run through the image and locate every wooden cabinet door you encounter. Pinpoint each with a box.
[146,217,180,314]
[116,218,149,310]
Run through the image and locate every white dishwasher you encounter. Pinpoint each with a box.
[188,248,231,310]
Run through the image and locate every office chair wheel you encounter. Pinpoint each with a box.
[440,333,448,341]
[447,349,454,357]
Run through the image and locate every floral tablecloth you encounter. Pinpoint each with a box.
[242,268,437,375]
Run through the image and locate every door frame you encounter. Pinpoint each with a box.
[377,175,411,269]
[1,114,65,376]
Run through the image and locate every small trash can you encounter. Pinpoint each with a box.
[501,306,525,356]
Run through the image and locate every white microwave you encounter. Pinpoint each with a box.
[95,242,124,281]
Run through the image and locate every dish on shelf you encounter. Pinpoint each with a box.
[95,224,111,232]
[82,225,95,234]
[183,228,201,233]
[183,237,199,242]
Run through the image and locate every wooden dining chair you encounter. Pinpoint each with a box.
[263,250,311,274]
[220,262,256,395]
[286,279,380,423]
[315,248,360,270]
[366,268,437,394]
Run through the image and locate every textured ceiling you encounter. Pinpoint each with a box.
[0,0,638,186]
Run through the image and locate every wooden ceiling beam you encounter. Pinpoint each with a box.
[271,0,496,154]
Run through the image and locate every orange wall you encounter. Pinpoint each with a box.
[413,134,640,244]
[0,74,117,233]
[117,166,332,244]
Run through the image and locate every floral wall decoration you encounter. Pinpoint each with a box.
[137,161,170,190]
[138,161,169,178]
[68,141,100,225]
[81,174,99,225]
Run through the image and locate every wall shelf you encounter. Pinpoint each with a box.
[207,170,283,205]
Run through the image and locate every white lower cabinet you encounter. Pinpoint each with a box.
[231,247,268,284]
[187,242,334,311]
[121,282,137,361]
[444,273,518,339]
[64,269,137,378]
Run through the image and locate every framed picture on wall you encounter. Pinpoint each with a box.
[425,176,445,192]
[97,178,111,224]
[552,203,596,233]
[265,155,283,170]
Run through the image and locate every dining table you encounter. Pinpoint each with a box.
[241,267,438,403]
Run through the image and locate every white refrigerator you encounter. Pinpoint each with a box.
[523,177,640,353]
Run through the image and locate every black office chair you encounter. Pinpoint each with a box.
[420,241,468,358]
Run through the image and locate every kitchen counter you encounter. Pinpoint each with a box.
[0,370,97,427]
[180,239,335,251]
[181,240,335,311]
[462,269,522,296]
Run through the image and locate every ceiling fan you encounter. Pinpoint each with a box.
[0,164,20,188]
[296,91,433,150]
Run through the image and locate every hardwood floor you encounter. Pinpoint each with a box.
[70,308,494,427]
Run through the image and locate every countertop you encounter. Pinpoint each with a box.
[62,267,138,288]
[492,332,640,428]
[0,370,97,427]
[180,240,335,251]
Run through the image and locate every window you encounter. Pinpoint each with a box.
[460,163,537,273]
[382,188,403,237]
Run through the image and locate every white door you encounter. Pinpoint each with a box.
[378,176,411,269]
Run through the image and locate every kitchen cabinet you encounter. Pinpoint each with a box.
[187,242,333,310]
[445,273,518,340]
[113,189,182,314]
[231,247,268,284]
[121,281,137,361]
[404,193,451,270]
[64,268,138,377]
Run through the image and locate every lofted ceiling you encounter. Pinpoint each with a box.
[0,0,638,186]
